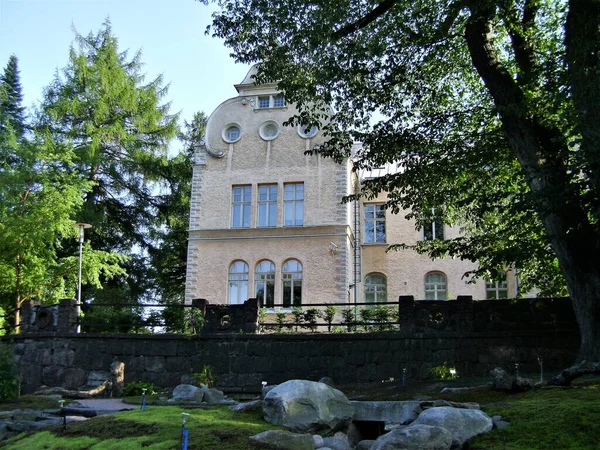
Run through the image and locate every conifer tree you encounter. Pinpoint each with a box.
[0,55,26,137]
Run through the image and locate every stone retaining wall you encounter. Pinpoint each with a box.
[6,329,579,394]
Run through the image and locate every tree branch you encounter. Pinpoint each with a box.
[500,0,539,85]
[333,0,399,39]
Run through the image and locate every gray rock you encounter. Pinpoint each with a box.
[319,377,335,387]
[263,379,354,436]
[433,400,453,408]
[412,407,493,448]
[494,420,511,430]
[351,401,421,425]
[370,424,452,450]
[440,386,487,394]
[313,434,325,448]
[230,399,262,412]
[491,367,536,392]
[322,431,350,450]
[11,409,40,421]
[170,384,203,402]
[200,385,225,404]
[250,429,315,450]
[355,440,376,450]
[316,448,333,450]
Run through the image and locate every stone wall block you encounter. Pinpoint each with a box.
[144,356,165,373]
[42,365,65,386]
[51,348,75,366]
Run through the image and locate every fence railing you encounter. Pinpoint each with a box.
[14,295,578,335]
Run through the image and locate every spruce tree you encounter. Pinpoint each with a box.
[0,55,26,137]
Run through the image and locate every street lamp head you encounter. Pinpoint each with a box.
[73,223,93,230]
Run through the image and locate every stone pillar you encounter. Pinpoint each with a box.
[243,298,259,333]
[19,300,34,333]
[57,299,78,333]
[110,361,125,397]
[398,296,415,332]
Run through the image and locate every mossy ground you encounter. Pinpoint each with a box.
[1,376,599,450]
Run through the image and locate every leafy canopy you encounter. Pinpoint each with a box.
[206,0,576,295]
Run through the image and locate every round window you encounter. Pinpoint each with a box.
[259,121,280,141]
[297,124,318,138]
[222,124,242,143]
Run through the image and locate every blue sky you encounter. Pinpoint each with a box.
[0,0,252,141]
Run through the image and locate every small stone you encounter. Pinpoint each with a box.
[494,420,511,430]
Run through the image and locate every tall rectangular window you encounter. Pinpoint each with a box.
[258,96,270,108]
[258,184,278,227]
[423,208,444,240]
[284,183,304,226]
[232,185,251,228]
[364,204,386,243]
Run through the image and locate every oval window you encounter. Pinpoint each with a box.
[259,121,280,141]
[297,124,318,139]
[222,124,242,143]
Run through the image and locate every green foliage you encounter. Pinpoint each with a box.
[291,306,303,332]
[275,311,286,333]
[341,307,357,332]
[430,363,459,381]
[323,305,338,332]
[194,365,215,387]
[301,308,321,332]
[0,343,18,400]
[208,0,600,360]
[122,381,157,397]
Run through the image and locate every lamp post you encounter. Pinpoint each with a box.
[73,223,92,333]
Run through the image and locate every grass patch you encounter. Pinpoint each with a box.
[3,379,599,450]
[3,405,278,450]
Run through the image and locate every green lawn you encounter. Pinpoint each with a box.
[2,380,599,450]
[2,406,277,450]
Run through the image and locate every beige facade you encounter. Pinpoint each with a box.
[185,67,516,307]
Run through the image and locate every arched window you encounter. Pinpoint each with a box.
[228,261,249,305]
[424,271,447,300]
[282,259,303,307]
[255,260,275,308]
[365,273,387,304]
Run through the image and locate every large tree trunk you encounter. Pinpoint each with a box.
[465,2,600,362]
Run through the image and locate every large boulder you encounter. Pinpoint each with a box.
[263,379,354,436]
[412,406,493,448]
[370,424,452,450]
[491,367,536,392]
[250,430,315,450]
[200,385,225,404]
[169,384,203,402]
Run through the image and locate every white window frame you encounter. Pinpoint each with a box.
[364,204,386,243]
[256,94,286,109]
[258,184,278,227]
[284,183,304,226]
[282,259,303,307]
[297,124,319,138]
[486,274,509,299]
[222,123,242,143]
[423,207,444,240]
[424,271,447,300]
[259,120,280,141]
[365,273,387,304]
[232,185,252,228]
[255,260,276,308]
[228,261,249,305]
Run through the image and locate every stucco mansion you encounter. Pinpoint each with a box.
[184,67,517,308]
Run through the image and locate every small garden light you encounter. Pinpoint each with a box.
[141,388,147,412]
[537,357,544,382]
[402,368,407,387]
[449,368,457,378]
[261,381,267,388]
[515,363,520,377]
[58,399,66,431]
[181,412,190,450]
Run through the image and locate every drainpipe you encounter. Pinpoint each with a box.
[353,171,361,311]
